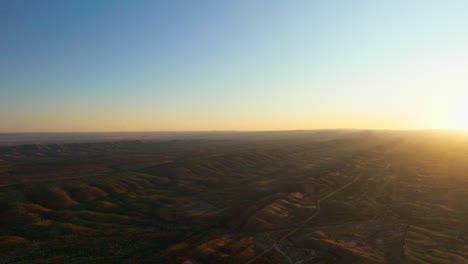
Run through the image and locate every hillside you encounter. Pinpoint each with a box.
[0,130,466,263]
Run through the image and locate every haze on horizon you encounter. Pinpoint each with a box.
[2,0,468,133]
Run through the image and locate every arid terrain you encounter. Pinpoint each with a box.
[0,130,466,263]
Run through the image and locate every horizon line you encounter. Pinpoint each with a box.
[1,128,466,134]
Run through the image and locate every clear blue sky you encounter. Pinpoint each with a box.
[2,0,468,132]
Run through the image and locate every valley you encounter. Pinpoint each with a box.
[0,130,466,263]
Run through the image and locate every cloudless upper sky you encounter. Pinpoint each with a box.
[2,0,468,132]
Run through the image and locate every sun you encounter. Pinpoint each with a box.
[452,95,468,130]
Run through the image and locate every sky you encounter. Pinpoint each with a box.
[2,0,468,132]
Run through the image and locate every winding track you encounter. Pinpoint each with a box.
[245,173,363,264]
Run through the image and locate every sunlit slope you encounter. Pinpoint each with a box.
[166,133,468,264]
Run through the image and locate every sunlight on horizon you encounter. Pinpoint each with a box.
[451,94,468,130]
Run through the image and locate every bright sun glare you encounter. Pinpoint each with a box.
[453,95,468,130]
